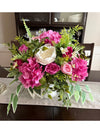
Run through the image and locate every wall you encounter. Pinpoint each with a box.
[0,13,16,43]
[84,12,100,71]
[0,13,16,67]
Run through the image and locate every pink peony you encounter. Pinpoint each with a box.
[45,63,60,75]
[61,62,72,75]
[39,30,61,45]
[71,57,88,81]
[18,57,44,89]
[62,47,73,57]
[18,44,28,53]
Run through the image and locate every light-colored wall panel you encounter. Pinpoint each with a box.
[0,13,16,67]
[0,13,16,44]
[91,46,100,70]
[84,12,100,46]
[84,12,100,70]
[0,44,12,67]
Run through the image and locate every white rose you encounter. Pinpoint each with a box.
[35,44,56,65]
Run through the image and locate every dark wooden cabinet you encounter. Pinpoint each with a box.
[0,104,100,120]
[15,12,87,43]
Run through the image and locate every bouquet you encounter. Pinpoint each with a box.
[6,20,93,114]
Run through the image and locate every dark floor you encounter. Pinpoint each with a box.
[0,66,100,82]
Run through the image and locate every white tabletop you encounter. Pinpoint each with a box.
[0,78,100,109]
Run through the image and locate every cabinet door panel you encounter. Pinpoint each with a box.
[18,13,50,24]
[0,104,54,120]
[54,107,100,120]
[51,12,84,24]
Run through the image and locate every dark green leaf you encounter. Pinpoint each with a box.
[29,87,33,93]
[39,77,46,85]
[33,88,41,95]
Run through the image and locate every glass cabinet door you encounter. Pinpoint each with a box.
[18,13,50,24]
[52,12,84,23]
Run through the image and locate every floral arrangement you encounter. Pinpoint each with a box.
[6,20,93,114]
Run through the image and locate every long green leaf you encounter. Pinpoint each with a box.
[89,93,94,101]
[85,85,91,92]
[7,93,14,115]
[17,83,22,95]
[10,79,18,85]
[74,90,80,102]
[12,95,18,113]
[75,84,81,92]
[69,84,74,97]
[81,91,86,104]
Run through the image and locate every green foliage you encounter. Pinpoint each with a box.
[74,45,85,52]
[12,95,18,113]
[10,79,18,85]
[7,93,14,115]
[7,83,22,115]
[15,36,27,45]
[85,85,91,92]
[60,28,70,48]
[74,90,80,102]
[39,77,46,85]
[81,91,86,104]
[33,87,42,95]
[55,56,65,65]
[69,83,94,105]
[60,25,83,48]
[68,25,83,35]
[59,90,64,100]
[12,53,29,61]
[7,69,19,78]
[75,84,81,92]
[9,43,19,55]
[69,84,74,97]
[53,71,68,82]
[89,93,94,101]
[17,83,22,95]
[23,19,32,38]
[42,46,48,51]
[48,94,52,99]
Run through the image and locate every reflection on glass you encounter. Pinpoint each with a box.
[54,12,83,23]
[19,13,49,23]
